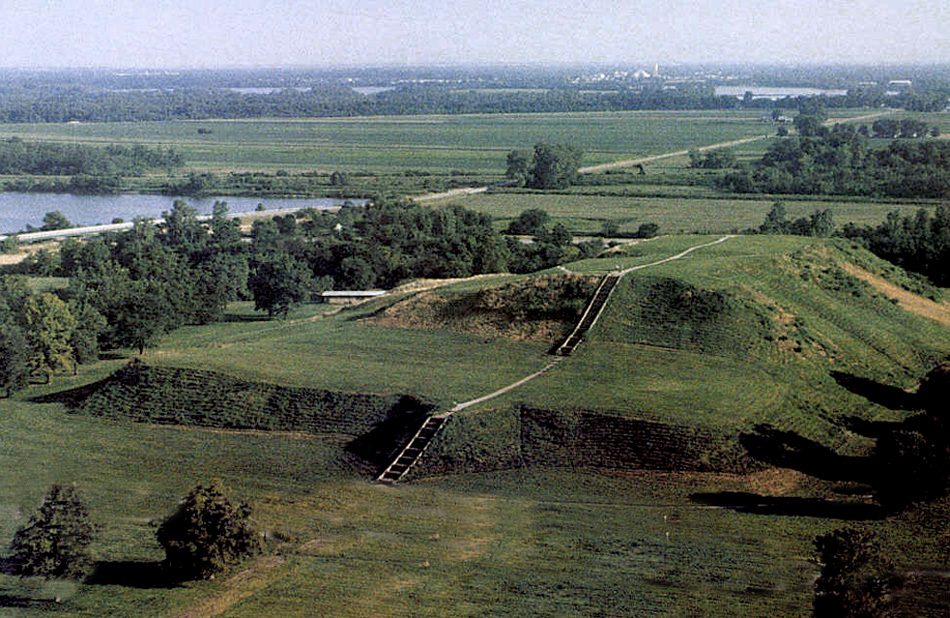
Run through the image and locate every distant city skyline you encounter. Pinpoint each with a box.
[0,0,947,68]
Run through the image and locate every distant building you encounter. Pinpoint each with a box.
[320,290,386,304]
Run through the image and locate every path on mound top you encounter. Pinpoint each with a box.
[448,235,734,413]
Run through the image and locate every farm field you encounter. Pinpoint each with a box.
[0,110,784,174]
[449,191,938,235]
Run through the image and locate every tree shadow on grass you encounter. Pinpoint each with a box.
[738,424,875,484]
[28,377,110,408]
[690,491,884,520]
[830,370,919,411]
[220,313,271,323]
[85,560,179,589]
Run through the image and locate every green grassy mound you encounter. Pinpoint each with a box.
[72,360,433,436]
[411,404,754,479]
[594,237,950,384]
[370,273,599,343]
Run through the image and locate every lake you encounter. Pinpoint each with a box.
[0,193,360,234]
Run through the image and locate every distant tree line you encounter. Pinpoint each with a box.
[0,80,943,124]
[718,123,950,198]
[0,138,183,176]
[839,204,950,286]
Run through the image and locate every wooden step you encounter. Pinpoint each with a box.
[377,414,450,484]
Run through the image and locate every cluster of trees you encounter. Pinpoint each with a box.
[8,481,260,582]
[688,148,737,169]
[0,138,183,176]
[718,124,950,198]
[839,204,950,286]
[0,277,100,395]
[757,202,835,237]
[506,143,583,189]
[867,118,938,139]
[5,198,597,373]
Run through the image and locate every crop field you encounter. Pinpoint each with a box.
[0,111,776,174]
[450,191,937,235]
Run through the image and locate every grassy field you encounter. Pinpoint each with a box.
[3,233,950,615]
[448,190,935,235]
[0,111,777,174]
[104,235,950,444]
[1,106,947,615]
[0,391,837,616]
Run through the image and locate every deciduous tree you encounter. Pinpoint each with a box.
[156,481,262,580]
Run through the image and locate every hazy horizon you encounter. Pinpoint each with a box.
[1,0,947,70]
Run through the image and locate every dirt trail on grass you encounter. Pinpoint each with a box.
[168,556,286,618]
[447,235,734,413]
[577,136,770,174]
[842,263,950,328]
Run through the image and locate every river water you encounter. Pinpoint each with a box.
[0,193,360,234]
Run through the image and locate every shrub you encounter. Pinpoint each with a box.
[157,480,262,580]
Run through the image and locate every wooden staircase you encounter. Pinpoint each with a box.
[377,414,448,484]
[554,272,621,356]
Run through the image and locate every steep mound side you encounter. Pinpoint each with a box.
[594,239,950,385]
[410,405,754,479]
[369,273,599,342]
[73,360,432,436]
[593,275,773,357]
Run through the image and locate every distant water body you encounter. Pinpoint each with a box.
[0,193,360,234]
[715,86,848,100]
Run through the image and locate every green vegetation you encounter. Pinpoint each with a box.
[0,102,949,615]
[718,125,950,198]
[75,360,429,435]
[156,481,263,580]
[0,111,772,177]
[9,484,95,580]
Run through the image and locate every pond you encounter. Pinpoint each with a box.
[0,193,361,234]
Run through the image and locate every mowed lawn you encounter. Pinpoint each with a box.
[0,392,835,616]
[0,111,774,173]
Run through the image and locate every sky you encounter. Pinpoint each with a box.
[0,0,947,68]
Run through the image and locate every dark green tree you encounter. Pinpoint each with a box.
[813,528,892,618]
[110,280,174,354]
[759,202,789,234]
[505,149,533,186]
[0,323,30,396]
[505,209,550,235]
[10,484,95,580]
[248,250,311,319]
[40,210,71,232]
[156,481,262,580]
[527,143,582,190]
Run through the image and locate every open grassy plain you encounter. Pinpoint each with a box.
[2,108,949,615]
[4,232,950,615]
[0,111,779,174]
